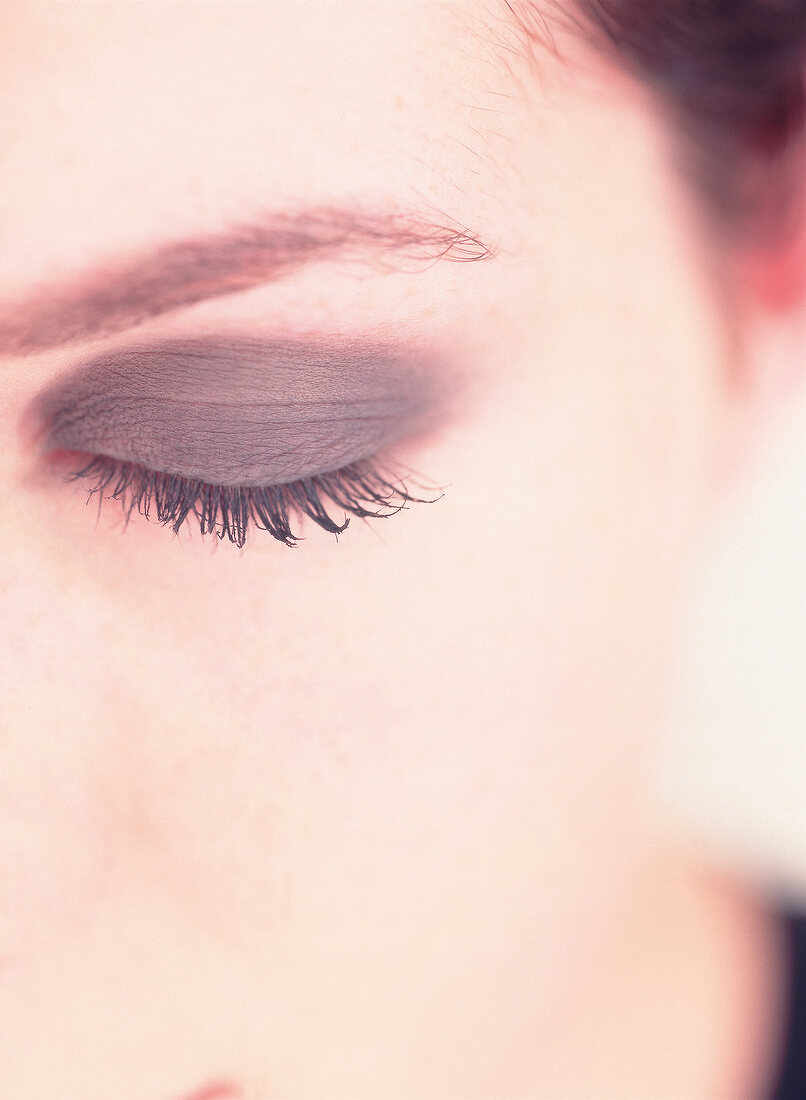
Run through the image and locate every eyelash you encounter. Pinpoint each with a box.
[66,454,441,549]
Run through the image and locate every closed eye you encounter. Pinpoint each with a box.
[28,332,453,548]
[63,451,441,548]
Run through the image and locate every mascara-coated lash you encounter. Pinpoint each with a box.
[28,334,458,546]
[68,453,441,548]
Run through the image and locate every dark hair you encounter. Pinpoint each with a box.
[513,1,806,249]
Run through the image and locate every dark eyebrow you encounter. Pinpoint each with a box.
[0,205,494,358]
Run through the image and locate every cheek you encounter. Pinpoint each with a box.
[80,334,707,1064]
[0,276,716,1083]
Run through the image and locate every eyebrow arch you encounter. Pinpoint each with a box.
[0,205,494,358]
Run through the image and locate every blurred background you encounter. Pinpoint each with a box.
[657,386,806,905]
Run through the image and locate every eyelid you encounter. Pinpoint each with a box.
[29,334,452,487]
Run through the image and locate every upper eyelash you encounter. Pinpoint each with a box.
[65,454,442,549]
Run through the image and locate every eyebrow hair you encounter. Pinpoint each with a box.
[0,205,494,357]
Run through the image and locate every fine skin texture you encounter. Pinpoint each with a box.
[0,2,802,1097]
[30,336,455,484]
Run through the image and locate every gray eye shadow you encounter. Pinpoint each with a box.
[31,335,452,485]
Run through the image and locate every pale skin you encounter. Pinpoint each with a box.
[0,2,802,1097]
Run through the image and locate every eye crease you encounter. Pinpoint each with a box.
[28,334,452,548]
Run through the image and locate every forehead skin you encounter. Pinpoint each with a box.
[0,2,519,289]
[0,3,731,1098]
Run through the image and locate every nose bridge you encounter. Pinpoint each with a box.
[0,555,168,958]
[0,715,108,960]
